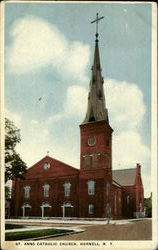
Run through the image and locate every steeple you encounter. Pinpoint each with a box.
[83,14,109,124]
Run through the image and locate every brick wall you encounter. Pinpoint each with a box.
[11,156,79,217]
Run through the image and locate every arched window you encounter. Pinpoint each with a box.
[43,183,50,197]
[139,202,142,212]
[92,154,98,168]
[24,185,30,198]
[87,180,95,195]
[106,183,110,196]
[105,153,110,168]
[83,155,91,169]
[127,195,130,205]
[63,182,71,197]
[88,204,94,214]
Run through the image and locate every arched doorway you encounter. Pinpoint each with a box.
[40,202,52,217]
[22,203,31,217]
[61,201,73,217]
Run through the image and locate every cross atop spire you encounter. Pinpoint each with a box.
[91,13,104,42]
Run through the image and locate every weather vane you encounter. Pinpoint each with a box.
[91,13,104,41]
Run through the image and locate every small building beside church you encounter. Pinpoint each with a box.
[11,23,144,219]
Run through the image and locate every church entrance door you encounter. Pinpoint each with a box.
[44,207,50,217]
[41,202,52,217]
[62,201,73,218]
[65,207,72,217]
[22,203,31,217]
[25,207,30,217]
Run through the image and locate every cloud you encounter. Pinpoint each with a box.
[63,42,90,83]
[30,120,49,138]
[16,118,51,166]
[16,117,80,168]
[64,85,88,117]
[8,16,61,73]
[105,79,146,131]
[113,131,150,169]
[142,174,151,198]
[44,85,88,124]
[5,109,22,128]
[7,16,90,83]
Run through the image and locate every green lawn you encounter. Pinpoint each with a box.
[5,228,73,241]
[5,224,25,230]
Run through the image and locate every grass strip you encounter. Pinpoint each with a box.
[5,224,25,230]
[6,229,73,241]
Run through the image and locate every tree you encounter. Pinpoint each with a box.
[5,185,11,199]
[5,118,27,183]
[144,194,152,218]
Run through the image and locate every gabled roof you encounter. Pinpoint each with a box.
[23,155,79,179]
[112,168,136,186]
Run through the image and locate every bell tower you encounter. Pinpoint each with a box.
[79,14,113,218]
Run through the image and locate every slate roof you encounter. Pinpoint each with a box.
[112,168,136,186]
[112,180,122,188]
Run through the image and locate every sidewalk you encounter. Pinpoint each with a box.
[6,217,149,225]
[6,225,84,233]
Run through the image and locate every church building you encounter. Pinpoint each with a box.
[11,16,144,219]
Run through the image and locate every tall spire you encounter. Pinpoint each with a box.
[83,14,109,124]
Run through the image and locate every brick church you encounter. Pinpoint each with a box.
[11,19,144,219]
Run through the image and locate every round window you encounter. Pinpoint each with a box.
[44,162,50,170]
[88,136,96,146]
